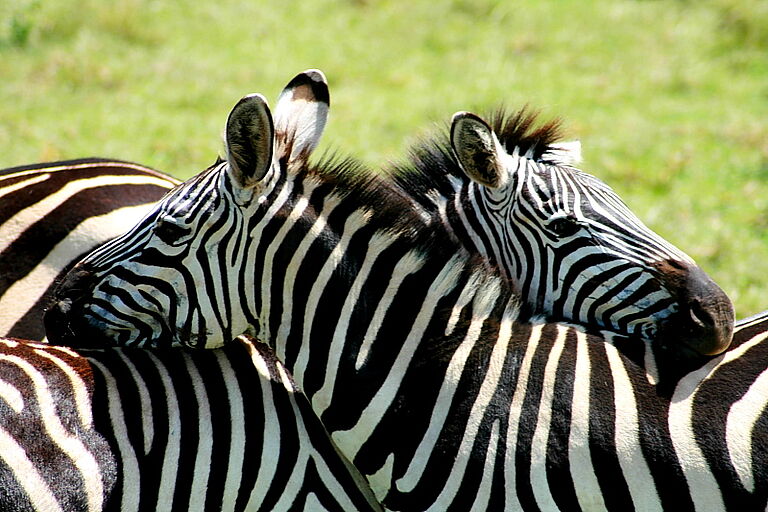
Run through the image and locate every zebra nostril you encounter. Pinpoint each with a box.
[641,323,658,340]
[44,299,71,345]
[688,299,715,329]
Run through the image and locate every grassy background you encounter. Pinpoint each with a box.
[1,0,766,317]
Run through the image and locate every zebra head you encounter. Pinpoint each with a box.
[449,111,734,357]
[46,70,330,349]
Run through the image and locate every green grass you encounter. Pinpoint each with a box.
[1,0,767,317]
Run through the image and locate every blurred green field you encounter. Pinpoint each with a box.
[1,0,767,317]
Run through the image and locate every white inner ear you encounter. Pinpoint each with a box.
[274,88,328,163]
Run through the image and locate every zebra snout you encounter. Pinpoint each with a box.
[44,266,98,347]
[655,261,735,358]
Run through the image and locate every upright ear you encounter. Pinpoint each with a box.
[273,69,330,163]
[450,112,507,189]
[225,93,275,189]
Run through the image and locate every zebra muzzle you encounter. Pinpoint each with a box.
[655,261,735,358]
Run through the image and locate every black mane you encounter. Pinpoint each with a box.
[301,152,460,258]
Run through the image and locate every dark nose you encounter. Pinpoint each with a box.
[656,261,734,358]
[44,299,71,345]
[44,266,97,346]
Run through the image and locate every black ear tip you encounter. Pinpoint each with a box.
[232,93,269,113]
[450,111,490,142]
[284,69,330,105]
[452,111,488,128]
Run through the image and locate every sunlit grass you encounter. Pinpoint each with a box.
[1,0,766,316]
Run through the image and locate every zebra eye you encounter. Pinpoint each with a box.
[153,219,191,246]
[547,216,581,238]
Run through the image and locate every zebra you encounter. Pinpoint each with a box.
[45,82,732,360]
[0,334,381,511]
[0,158,178,339]
[46,83,762,508]
[389,109,733,356]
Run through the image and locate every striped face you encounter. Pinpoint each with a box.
[57,165,251,348]
[46,71,330,350]
[0,158,178,340]
[450,112,734,355]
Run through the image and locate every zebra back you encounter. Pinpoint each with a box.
[0,336,380,511]
[0,158,178,339]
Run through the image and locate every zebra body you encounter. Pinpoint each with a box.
[0,158,178,339]
[47,76,762,509]
[0,335,380,511]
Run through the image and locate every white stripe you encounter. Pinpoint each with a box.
[89,358,140,512]
[260,189,314,344]
[529,326,566,510]
[215,349,246,509]
[245,345,282,510]
[246,175,296,338]
[0,161,178,184]
[33,349,92,427]
[0,423,63,512]
[603,337,661,510]
[726,368,768,493]
[314,247,425,415]
[352,233,401,370]
[0,354,103,512]
[115,351,154,454]
[668,362,725,511]
[722,329,768,493]
[277,194,332,361]
[185,353,214,511]
[669,332,768,512]
[0,204,159,336]
[0,173,49,200]
[469,420,501,512]
[279,182,341,367]
[0,377,24,413]
[397,284,509,493]
[147,352,182,510]
[293,207,371,397]
[0,175,172,254]
[504,324,543,511]
[568,330,606,510]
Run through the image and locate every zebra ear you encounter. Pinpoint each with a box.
[273,69,330,163]
[450,112,507,189]
[225,93,275,189]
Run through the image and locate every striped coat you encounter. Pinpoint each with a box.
[0,335,380,511]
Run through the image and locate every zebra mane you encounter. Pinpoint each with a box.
[302,152,460,255]
[489,106,565,162]
[299,150,521,306]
